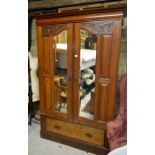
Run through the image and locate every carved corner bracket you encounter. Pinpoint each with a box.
[43,24,68,36]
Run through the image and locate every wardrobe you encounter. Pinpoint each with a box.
[35,8,123,155]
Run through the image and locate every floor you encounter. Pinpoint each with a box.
[28,121,95,155]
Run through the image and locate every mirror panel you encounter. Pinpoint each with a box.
[53,30,68,113]
[79,29,97,120]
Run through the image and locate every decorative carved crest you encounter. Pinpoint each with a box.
[80,20,114,34]
[43,24,68,36]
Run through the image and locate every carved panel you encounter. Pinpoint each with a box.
[80,20,114,35]
[43,24,68,36]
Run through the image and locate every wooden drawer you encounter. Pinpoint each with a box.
[46,118,105,146]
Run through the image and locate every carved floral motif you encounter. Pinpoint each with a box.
[43,24,68,36]
[80,20,114,34]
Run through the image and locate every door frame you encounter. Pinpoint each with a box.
[40,23,74,121]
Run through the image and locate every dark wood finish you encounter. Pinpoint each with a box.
[73,22,80,121]
[98,81,109,121]
[73,23,107,129]
[41,115,109,155]
[44,77,51,110]
[46,117,105,146]
[80,20,114,34]
[107,20,122,120]
[95,33,112,122]
[38,23,74,121]
[37,26,43,74]
[33,5,126,20]
[67,23,74,120]
[43,24,68,36]
[37,26,45,114]
[100,35,113,77]
[36,9,123,154]
[36,11,123,26]
[73,18,122,128]
[43,37,50,74]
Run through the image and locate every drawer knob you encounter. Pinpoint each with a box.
[54,125,61,129]
[85,133,93,138]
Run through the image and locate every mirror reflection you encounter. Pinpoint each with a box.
[53,30,68,113]
[79,29,97,120]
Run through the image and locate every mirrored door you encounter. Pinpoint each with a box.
[73,22,112,129]
[78,29,97,120]
[42,23,73,119]
[73,23,99,125]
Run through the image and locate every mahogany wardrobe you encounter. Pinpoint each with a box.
[35,8,123,155]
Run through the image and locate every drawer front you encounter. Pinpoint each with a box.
[46,118,105,146]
